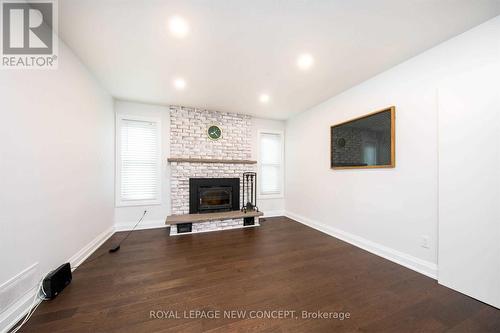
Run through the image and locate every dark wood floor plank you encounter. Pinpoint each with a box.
[18,217,500,333]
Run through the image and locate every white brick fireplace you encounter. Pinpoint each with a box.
[168,106,258,235]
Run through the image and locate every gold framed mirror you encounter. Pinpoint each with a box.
[330,106,395,169]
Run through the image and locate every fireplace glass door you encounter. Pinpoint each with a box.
[198,186,232,212]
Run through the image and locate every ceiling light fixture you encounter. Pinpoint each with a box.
[297,53,314,70]
[259,94,270,104]
[173,78,186,90]
[168,16,189,38]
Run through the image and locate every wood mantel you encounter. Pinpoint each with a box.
[166,210,263,225]
[167,157,257,164]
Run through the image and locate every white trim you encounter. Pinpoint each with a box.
[261,210,285,218]
[0,287,43,333]
[0,263,38,312]
[257,129,285,197]
[257,194,284,200]
[115,113,162,207]
[115,200,162,208]
[285,211,438,279]
[0,226,115,333]
[0,263,39,333]
[68,226,115,271]
[114,219,168,232]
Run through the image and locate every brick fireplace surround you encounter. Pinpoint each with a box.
[168,106,258,235]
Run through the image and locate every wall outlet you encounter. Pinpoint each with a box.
[421,235,430,249]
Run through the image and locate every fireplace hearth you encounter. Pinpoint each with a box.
[189,178,240,213]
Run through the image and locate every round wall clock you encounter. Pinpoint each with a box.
[207,125,222,140]
[337,138,346,148]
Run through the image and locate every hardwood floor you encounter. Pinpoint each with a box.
[19,217,500,332]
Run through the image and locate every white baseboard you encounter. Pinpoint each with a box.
[0,226,115,333]
[0,287,42,333]
[261,210,285,218]
[114,219,167,232]
[285,211,438,279]
[68,226,115,271]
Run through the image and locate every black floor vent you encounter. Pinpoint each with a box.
[177,223,192,233]
[243,217,255,226]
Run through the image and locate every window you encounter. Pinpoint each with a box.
[259,131,284,196]
[116,115,161,206]
[363,142,377,165]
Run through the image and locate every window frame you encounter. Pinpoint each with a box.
[257,129,285,199]
[115,113,162,207]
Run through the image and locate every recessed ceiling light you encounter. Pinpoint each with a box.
[168,16,189,38]
[173,78,186,90]
[259,94,270,104]
[297,53,314,70]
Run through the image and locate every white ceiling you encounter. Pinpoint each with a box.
[59,0,500,120]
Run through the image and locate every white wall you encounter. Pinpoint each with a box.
[285,16,500,278]
[0,42,114,330]
[438,64,500,308]
[113,101,286,229]
[114,100,171,230]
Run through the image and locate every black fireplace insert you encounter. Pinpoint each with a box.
[189,178,240,213]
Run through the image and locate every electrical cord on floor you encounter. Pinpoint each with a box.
[108,210,147,253]
[10,278,49,333]
[10,211,148,332]
[71,210,147,271]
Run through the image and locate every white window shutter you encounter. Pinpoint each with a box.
[120,119,160,203]
[260,132,283,195]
